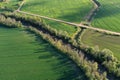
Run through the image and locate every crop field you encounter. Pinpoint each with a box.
[21,0,93,23]
[92,0,120,32]
[81,30,120,60]
[1,0,120,79]
[0,26,85,80]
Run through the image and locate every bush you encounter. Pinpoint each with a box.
[0,14,22,28]
[1,12,119,79]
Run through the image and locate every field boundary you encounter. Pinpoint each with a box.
[1,12,120,79]
[84,0,100,23]
[14,0,120,36]
[16,10,120,36]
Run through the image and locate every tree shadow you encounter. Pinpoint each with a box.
[25,30,87,80]
[55,6,93,23]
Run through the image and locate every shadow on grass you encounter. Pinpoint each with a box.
[25,29,87,80]
[94,4,120,19]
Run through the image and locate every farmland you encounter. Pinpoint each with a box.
[22,0,93,23]
[21,0,93,36]
[0,0,120,80]
[0,26,85,80]
[0,0,20,11]
[92,0,120,32]
[81,29,120,60]
[42,19,77,36]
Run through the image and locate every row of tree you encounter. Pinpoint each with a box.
[1,12,120,79]
[0,12,108,80]
[0,14,22,28]
[27,26,108,80]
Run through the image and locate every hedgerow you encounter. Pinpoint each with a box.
[1,12,120,79]
[0,14,22,28]
[26,26,108,80]
[0,12,108,80]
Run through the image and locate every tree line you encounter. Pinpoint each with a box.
[1,12,120,79]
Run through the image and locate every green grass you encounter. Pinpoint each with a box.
[0,26,86,80]
[0,0,20,11]
[22,0,93,23]
[21,0,93,36]
[43,19,77,36]
[81,30,120,60]
[92,0,120,32]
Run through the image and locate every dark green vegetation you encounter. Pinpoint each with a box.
[81,30,120,60]
[28,27,108,80]
[0,26,85,80]
[81,30,120,78]
[0,13,108,80]
[0,0,120,79]
[22,0,93,23]
[1,12,120,79]
[92,0,120,32]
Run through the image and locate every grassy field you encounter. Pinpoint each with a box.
[92,0,120,32]
[43,19,77,36]
[21,0,93,36]
[0,26,86,80]
[81,30,120,60]
[22,0,93,23]
[0,0,20,11]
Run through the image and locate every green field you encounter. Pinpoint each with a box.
[81,30,120,60]
[22,0,93,23]
[21,0,93,36]
[0,26,85,80]
[92,0,120,32]
[0,0,20,11]
[43,19,77,36]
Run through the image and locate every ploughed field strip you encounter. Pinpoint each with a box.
[21,0,93,23]
[92,0,120,32]
[0,26,84,80]
[81,29,120,60]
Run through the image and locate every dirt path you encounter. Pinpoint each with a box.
[16,1,25,11]
[17,10,120,36]
[15,0,120,36]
